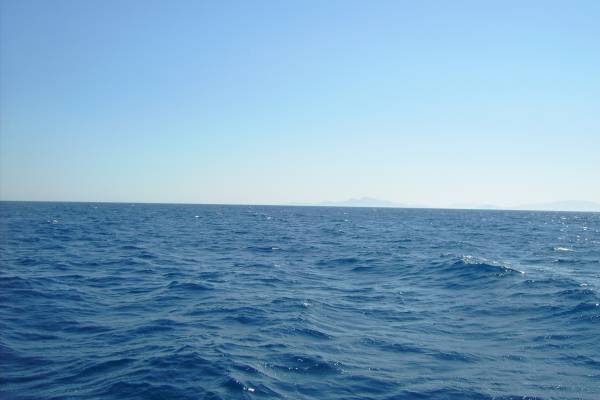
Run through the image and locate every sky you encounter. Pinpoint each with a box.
[1,0,599,207]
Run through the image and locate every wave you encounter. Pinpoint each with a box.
[554,246,575,252]
[267,353,342,375]
[433,256,525,285]
[274,326,332,340]
[167,281,213,291]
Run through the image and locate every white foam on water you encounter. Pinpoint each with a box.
[554,246,575,252]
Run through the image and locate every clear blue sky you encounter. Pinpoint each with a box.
[1,0,598,206]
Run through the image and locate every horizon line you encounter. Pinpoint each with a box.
[1,199,599,213]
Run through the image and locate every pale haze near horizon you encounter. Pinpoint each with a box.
[1,0,599,208]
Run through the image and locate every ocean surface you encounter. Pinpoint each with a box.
[1,202,599,400]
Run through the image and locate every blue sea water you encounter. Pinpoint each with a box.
[1,202,599,400]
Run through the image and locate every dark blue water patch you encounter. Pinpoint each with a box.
[246,245,281,253]
[167,280,214,291]
[1,202,600,399]
[0,275,35,289]
[393,389,543,400]
[17,257,40,266]
[317,257,361,266]
[351,265,375,272]
[129,318,184,335]
[56,357,136,383]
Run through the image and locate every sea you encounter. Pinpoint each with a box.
[1,202,599,400]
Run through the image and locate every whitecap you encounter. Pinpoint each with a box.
[554,246,575,252]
